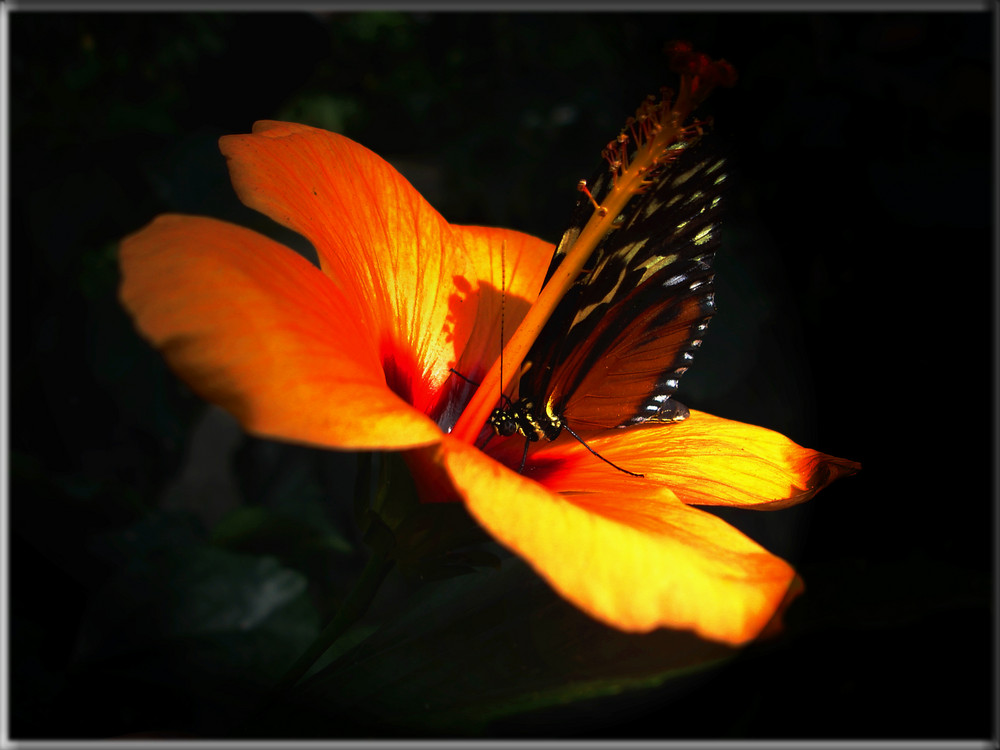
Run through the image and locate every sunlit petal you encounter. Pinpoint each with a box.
[430,226,554,430]
[451,226,553,381]
[489,410,859,510]
[119,214,444,450]
[220,121,476,415]
[440,435,802,645]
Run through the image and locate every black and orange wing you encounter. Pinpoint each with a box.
[518,135,726,430]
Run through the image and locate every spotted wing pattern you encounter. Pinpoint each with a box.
[516,135,727,430]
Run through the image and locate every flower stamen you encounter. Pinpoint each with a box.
[576,180,605,215]
[450,44,736,445]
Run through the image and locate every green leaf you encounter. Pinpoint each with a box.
[211,505,353,558]
[280,557,736,735]
[358,453,495,577]
[74,544,320,705]
[88,509,208,565]
[273,93,361,134]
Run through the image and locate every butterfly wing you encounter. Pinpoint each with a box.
[518,135,726,430]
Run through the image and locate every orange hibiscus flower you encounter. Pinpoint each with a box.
[119,47,858,648]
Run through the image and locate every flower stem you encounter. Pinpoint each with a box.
[273,549,395,693]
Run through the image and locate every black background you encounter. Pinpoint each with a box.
[9,10,994,740]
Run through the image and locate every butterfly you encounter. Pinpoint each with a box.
[487,126,727,477]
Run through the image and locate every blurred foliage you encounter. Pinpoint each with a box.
[9,10,992,740]
[272,558,738,737]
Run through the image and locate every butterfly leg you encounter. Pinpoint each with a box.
[518,437,530,474]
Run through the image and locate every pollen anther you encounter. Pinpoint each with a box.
[577,180,603,213]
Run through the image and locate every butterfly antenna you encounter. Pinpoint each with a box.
[562,423,644,478]
[499,241,506,408]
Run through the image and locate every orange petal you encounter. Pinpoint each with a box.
[634,410,860,509]
[219,122,475,416]
[452,225,553,378]
[432,226,554,430]
[119,214,444,451]
[492,410,859,510]
[440,435,802,645]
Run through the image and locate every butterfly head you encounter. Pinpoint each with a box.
[489,407,520,438]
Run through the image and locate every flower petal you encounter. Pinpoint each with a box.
[219,122,476,416]
[633,410,860,509]
[119,214,444,450]
[439,435,802,645]
[432,225,554,431]
[451,225,554,380]
[489,410,859,510]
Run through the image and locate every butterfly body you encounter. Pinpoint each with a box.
[489,399,562,442]
[487,131,727,472]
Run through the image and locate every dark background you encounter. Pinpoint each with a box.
[9,10,994,740]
